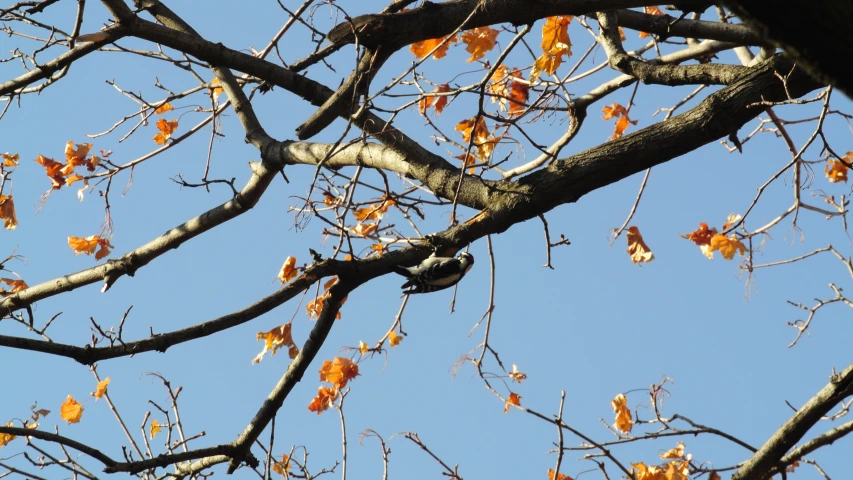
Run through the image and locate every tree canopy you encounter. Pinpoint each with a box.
[1,1,852,480]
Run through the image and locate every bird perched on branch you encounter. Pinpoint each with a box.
[392,252,475,295]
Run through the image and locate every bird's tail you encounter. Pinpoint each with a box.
[391,265,412,278]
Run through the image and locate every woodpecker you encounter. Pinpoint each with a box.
[392,252,475,294]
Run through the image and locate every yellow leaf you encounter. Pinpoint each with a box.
[210,78,224,100]
[2,153,19,167]
[149,419,162,439]
[626,226,654,264]
[60,395,83,424]
[278,256,297,283]
[93,378,110,400]
[541,16,572,56]
[0,421,16,449]
[659,441,684,459]
[709,234,746,260]
[825,155,850,183]
[358,341,369,355]
[272,454,291,476]
[389,330,402,347]
[611,393,633,434]
[0,278,28,297]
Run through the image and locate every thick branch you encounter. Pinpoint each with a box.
[733,362,853,480]
[720,0,853,99]
[0,427,117,468]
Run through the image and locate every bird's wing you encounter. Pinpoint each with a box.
[400,258,460,289]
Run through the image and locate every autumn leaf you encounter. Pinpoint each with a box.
[639,6,665,38]
[354,198,395,221]
[460,26,500,62]
[602,103,637,139]
[626,226,654,264]
[272,454,291,475]
[68,235,113,260]
[455,116,498,160]
[210,78,224,100]
[507,71,529,115]
[0,278,28,297]
[154,102,173,114]
[632,462,666,480]
[708,234,746,260]
[319,357,359,389]
[708,472,721,480]
[680,222,716,246]
[665,460,690,480]
[153,118,179,145]
[548,468,573,480]
[150,419,161,439]
[504,392,521,413]
[60,395,83,424]
[410,34,457,59]
[659,441,684,459]
[0,421,15,449]
[2,153,19,167]
[541,16,572,56]
[419,83,450,116]
[611,393,633,434]
[0,195,17,230]
[353,222,378,237]
[278,256,297,283]
[253,323,298,364]
[825,156,849,183]
[93,378,110,400]
[722,213,743,231]
[35,154,67,190]
[508,364,527,384]
[389,330,402,347]
[307,386,337,414]
[358,341,369,355]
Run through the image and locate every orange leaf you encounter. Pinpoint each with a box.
[68,235,113,260]
[153,118,179,145]
[0,278,28,297]
[504,392,521,413]
[708,234,746,260]
[154,102,174,114]
[389,330,402,347]
[307,386,337,414]
[419,83,450,116]
[0,195,17,230]
[278,256,297,283]
[272,454,291,475]
[541,16,572,57]
[410,34,457,60]
[632,462,666,480]
[35,154,66,190]
[93,378,110,400]
[358,341,369,355]
[2,153,19,167]
[60,395,83,424]
[455,116,497,160]
[210,78,224,100]
[460,26,500,62]
[708,472,721,480]
[150,419,161,439]
[530,52,563,81]
[825,156,850,183]
[680,222,716,246]
[638,6,665,38]
[659,441,684,459]
[626,226,654,264]
[611,393,634,434]
[353,222,378,237]
[601,103,628,120]
[253,323,298,364]
[548,468,574,480]
[319,357,359,389]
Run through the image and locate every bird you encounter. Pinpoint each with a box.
[392,252,475,294]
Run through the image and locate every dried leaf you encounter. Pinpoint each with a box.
[626,226,654,264]
[93,378,110,400]
[680,222,716,246]
[410,34,457,59]
[659,441,684,459]
[253,323,298,364]
[419,83,450,116]
[504,392,521,413]
[153,118,179,145]
[709,234,746,260]
[272,454,291,476]
[825,156,850,183]
[278,256,297,283]
[154,102,174,114]
[307,386,337,414]
[508,364,527,384]
[0,195,17,230]
[319,357,359,389]
[611,393,633,434]
[60,395,83,424]
[150,419,161,439]
[2,153,19,167]
[389,330,402,347]
[460,26,499,62]
[0,278,28,297]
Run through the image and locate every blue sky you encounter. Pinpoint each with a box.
[2,2,853,479]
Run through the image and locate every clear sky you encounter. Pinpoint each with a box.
[2,1,852,479]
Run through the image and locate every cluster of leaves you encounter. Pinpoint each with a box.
[253,322,299,364]
[680,214,746,260]
[307,357,359,414]
[306,276,347,320]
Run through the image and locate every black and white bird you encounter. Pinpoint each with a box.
[392,252,475,294]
